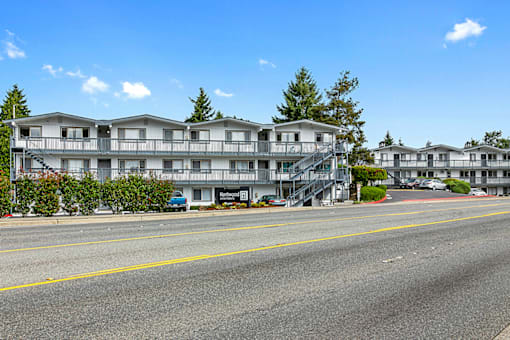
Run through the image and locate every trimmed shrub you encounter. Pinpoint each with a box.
[15,173,35,216]
[360,186,386,202]
[351,166,388,186]
[376,184,387,192]
[33,172,60,217]
[190,205,200,210]
[443,178,470,194]
[78,173,101,215]
[146,174,174,212]
[101,178,124,214]
[60,173,79,216]
[0,173,12,217]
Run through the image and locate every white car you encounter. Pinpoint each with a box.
[419,179,447,190]
[469,188,487,196]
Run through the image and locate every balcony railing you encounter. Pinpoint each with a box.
[374,159,510,169]
[13,137,344,156]
[15,168,349,184]
[377,176,510,187]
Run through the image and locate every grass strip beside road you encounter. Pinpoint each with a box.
[1,210,509,292]
[1,202,509,254]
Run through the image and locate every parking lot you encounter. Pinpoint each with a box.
[386,189,472,203]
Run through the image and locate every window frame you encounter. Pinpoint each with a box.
[229,160,254,173]
[276,131,300,143]
[19,126,42,139]
[225,130,251,144]
[60,126,90,139]
[61,158,90,172]
[118,128,147,141]
[118,159,146,173]
[191,159,212,173]
[190,129,210,143]
[163,129,185,143]
[162,159,184,173]
[192,187,212,201]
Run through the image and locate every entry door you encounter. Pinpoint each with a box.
[393,154,400,167]
[427,154,433,168]
[258,160,269,181]
[98,159,111,183]
[258,131,269,153]
[394,171,400,185]
[481,154,487,167]
[470,171,476,184]
[98,126,111,152]
[481,170,487,184]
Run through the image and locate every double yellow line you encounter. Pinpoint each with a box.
[1,202,508,254]
[1,210,509,292]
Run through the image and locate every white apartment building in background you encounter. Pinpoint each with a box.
[372,144,510,195]
[5,112,348,207]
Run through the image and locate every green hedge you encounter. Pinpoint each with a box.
[8,172,175,217]
[360,186,386,202]
[376,184,387,192]
[0,174,12,217]
[443,178,470,194]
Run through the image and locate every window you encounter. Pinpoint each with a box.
[163,129,184,142]
[488,153,497,161]
[191,160,211,173]
[504,171,510,177]
[20,126,41,139]
[21,158,33,171]
[229,160,254,172]
[315,163,331,172]
[226,130,250,143]
[381,153,388,161]
[190,130,210,142]
[163,159,183,173]
[315,133,333,143]
[460,171,470,177]
[61,127,89,139]
[62,159,90,172]
[276,132,300,142]
[470,153,476,161]
[119,159,146,172]
[439,153,447,161]
[416,154,422,161]
[488,170,498,178]
[192,188,212,201]
[118,128,146,140]
[401,153,408,161]
[277,161,297,173]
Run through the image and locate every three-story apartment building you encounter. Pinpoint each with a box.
[372,143,510,195]
[5,112,348,206]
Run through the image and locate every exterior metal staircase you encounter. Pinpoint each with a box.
[286,143,348,207]
[23,149,55,172]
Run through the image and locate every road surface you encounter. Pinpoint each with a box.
[1,198,510,339]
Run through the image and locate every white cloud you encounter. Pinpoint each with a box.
[66,69,86,78]
[5,29,14,37]
[214,88,233,98]
[170,78,184,89]
[5,41,25,59]
[82,76,109,94]
[121,81,151,99]
[445,18,486,43]
[114,92,121,98]
[42,64,63,77]
[259,58,276,68]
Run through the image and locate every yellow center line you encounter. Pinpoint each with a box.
[1,210,509,292]
[1,202,509,254]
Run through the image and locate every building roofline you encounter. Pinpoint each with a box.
[274,119,345,132]
[190,117,262,128]
[371,145,418,152]
[3,112,97,125]
[418,144,463,152]
[109,114,187,126]
[464,145,510,153]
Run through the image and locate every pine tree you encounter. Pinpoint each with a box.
[273,67,323,123]
[213,110,224,120]
[319,71,372,164]
[185,88,214,123]
[1,85,31,175]
[383,131,395,146]
[1,84,31,120]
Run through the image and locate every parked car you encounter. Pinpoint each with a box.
[469,188,487,196]
[419,179,447,190]
[259,195,287,206]
[404,178,420,189]
[168,191,188,211]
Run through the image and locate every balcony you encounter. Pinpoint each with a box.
[15,168,348,185]
[373,159,510,169]
[13,137,344,157]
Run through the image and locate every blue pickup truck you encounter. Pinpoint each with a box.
[168,191,187,211]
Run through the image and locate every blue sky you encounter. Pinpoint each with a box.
[0,1,508,148]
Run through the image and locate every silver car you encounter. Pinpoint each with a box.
[469,188,487,196]
[419,179,447,190]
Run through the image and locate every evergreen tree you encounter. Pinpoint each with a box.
[465,138,480,148]
[273,67,323,123]
[318,71,372,164]
[383,131,395,146]
[0,85,31,175]
[185,88,214,122]
[213,110,224,120]
[1,84,31,120]
[398,138,404,146]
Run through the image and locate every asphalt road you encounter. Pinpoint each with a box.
[1,198,510,339]
[386,188,470,202]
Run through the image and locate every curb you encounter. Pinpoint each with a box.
[361,196,388,205]
[0,205,345,228]
[402,195,496,202]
